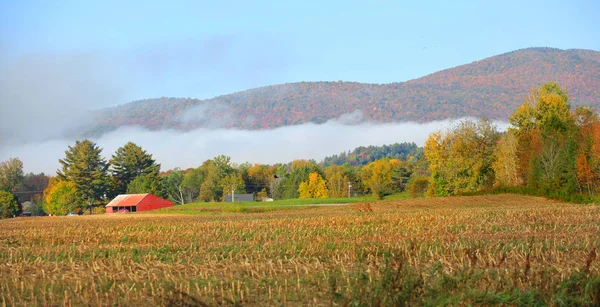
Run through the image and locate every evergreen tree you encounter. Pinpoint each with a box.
[57,140,109,210]
[126,173,165,197]
[110,142,160,196]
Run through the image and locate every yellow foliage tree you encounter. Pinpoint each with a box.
[492,132,521,187]
[298,172,329,198]
[424,118,499,196]
[44,180,81,216]
[324,166,348,198]
[361,159,396,200]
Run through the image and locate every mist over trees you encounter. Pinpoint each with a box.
[1,81,598,219]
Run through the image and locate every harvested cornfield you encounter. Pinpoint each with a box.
[1,194,599,306]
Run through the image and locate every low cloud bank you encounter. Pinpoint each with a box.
[0,118,509,174]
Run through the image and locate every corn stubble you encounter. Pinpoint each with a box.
[1,194,599,306]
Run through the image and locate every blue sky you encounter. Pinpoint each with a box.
[1,0,599,106]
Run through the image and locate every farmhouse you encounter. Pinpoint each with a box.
[105,194,173,213]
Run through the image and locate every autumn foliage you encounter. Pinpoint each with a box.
[298,172,329,198]
[84,48,600,136]
[425,81,600,201]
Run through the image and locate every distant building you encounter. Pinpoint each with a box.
[105,194,173,213]
[224,193,254,202]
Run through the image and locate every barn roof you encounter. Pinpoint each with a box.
[105,194,150,207]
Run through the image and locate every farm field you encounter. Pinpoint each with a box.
[1,194,599,306]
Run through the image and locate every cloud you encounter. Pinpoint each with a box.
[0,118,510,174]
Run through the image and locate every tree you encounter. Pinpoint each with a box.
[221,173,246,198]
[109,142,160,196]
[247,164,275,195]
[197,156,234,202]
[361,159,397,200]
[298,172,329,198]
[509,82,577,191]
[0,190,21,218]
[274,160,323,200]
[57,140,109,211]
[17,172,49,193]
[324,166,347,198]
[574,106,600,195]
[424,118,500,196]
[492,132,520,187]
[0,158,24,192]
[126,173,165,197]
[162,169,186,204]
[28,194,47,216]
[44,180,80,216]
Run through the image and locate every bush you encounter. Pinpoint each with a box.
[492,186,600,204]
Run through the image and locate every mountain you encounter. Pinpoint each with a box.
[87,48,600,136]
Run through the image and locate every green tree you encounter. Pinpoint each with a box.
[0,190,21,218]
[163,169,186,204]
[57,140,109,211]
[163,168,203,204]
[197,156,236,202]
[0,157,24,192]
[197,160,222,202]
[273,160,323,200]
[126,173,165,197]
[109,142,160,196]
[44,180,80,216]
[509,82,578,194]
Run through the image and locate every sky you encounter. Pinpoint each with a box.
[0,0,598,173]
[2,0,598,104]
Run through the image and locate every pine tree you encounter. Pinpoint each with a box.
[57,140,109,210]
[109,142,160,196]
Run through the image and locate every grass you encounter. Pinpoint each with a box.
[151,193,410,215]
[1,194,599,306]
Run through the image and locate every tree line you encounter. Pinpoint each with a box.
[0,140,425,216]
[424,82,600,201]
[1,81,598,218]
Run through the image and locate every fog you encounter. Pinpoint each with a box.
[0,51,125,143]
[0,40,510,175]
[0,34,288,146]
[0,114,509,174]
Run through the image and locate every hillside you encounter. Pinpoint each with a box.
[86,47,600,135]
[322,142,421,166]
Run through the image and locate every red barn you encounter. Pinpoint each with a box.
[105,194,173,213]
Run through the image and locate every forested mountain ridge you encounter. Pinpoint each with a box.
[322,142,422,166]
[86,47,600,136]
